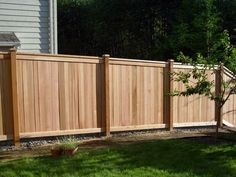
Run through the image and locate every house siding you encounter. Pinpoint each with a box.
[0,0,57,53]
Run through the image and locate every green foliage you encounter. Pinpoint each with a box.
[216,0,236,43]
[51,142,78,150]
[61,142,78,149]
[58,0,180,59]
[210,30,236,72]
[51,136,79,150]
[162,0,221,58]
[59,136,79,149]
[172,50,236,110]
[171,60,215,100]
[57,0,236,60]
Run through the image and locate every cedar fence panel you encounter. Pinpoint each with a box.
[109,58,167,132]
[0,51,235,145]
[16,53,104,138]
[172,67,215,127]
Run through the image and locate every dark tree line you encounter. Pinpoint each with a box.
[58,0,236,61]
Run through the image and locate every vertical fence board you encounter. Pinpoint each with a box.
[132,66,137,125]
[22,60,35,132]
[33,61,40,132]
[59,62,70,130]
[167,60,174,130]
[16,60,25,133]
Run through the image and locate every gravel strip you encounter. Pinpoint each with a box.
[0,126,229,152]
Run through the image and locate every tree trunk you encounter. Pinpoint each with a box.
[215,103,223,141]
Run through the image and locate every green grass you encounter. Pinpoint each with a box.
[0,138,235,177]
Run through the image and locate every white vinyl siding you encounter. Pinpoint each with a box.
[0,0,57,53]
[0,0,49,6]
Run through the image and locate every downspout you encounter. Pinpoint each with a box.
[53,0,58,54]
[49,0,58,54]
[49,0,53,53]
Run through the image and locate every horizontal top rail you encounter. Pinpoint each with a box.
[17,52,100,59]
[223,66,235,79]
[0,52,8,55]
[173,64,195,69]
[173,62,218,70]
[16,52,103,64]
[110,57,167,64]
[1,52,234,76]
[110,57,167,67]
[0,52,10,60]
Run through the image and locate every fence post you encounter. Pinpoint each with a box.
[218,63,224,128]
[103,54,110,136]
[9,48,20,146]
[167,59,174,131]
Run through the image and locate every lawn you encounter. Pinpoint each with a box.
[0,137,235,177]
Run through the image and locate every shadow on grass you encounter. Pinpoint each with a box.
[0,138,235,177]
[218,131,236,142]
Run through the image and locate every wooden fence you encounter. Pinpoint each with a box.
[0,50,235,145]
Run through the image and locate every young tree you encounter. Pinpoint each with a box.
[171,31,236,137]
